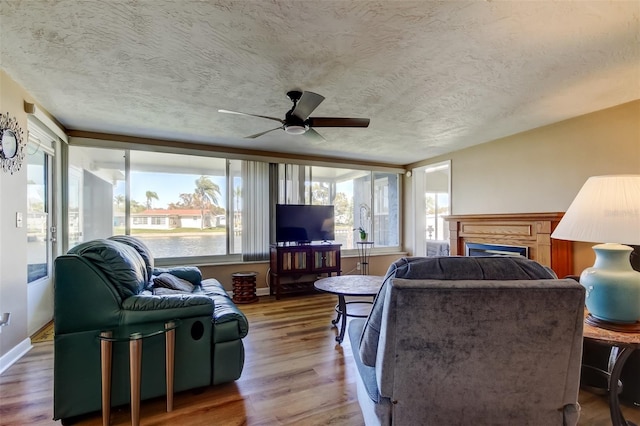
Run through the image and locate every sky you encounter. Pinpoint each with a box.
[113,169,357,211]
[115,172,228,209]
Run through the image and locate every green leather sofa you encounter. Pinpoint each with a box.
[53,236,249,423]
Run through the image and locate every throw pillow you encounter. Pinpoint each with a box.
[153,273,196,293]
[153,287,190,296]
[358,256,557,367]
[153,266,202,286]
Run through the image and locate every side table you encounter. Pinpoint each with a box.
[231,271,259,303]
[98,319,181,426]
[582,314,640,426]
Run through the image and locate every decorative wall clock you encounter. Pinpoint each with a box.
[0,112,25,174]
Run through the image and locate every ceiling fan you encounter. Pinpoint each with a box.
[218,90,370,139]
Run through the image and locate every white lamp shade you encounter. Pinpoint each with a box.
[551,175,640,245]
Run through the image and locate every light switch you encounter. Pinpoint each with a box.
[16,212,23,228]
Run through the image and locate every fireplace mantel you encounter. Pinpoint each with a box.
[445,213,572,278]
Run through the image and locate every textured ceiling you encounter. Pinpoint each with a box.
[1,0,639,166]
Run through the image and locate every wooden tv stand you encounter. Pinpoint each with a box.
[269,244,341,299]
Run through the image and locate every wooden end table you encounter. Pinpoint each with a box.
[314,275,384,344]
[231,271,259,303]
[582,314,640,426]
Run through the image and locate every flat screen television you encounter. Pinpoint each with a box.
[276,204,335,243]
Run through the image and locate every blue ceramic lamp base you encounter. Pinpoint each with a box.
[581,243,640,324]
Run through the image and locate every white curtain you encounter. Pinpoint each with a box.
[242,161,270,261]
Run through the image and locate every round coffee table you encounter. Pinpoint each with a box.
[314,275,384,343]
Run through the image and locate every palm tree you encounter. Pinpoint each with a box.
[145,191,159,209]
[178,193,196,208]
[194,176,221,229]
[114,194,125,210]
[130,200,146,213]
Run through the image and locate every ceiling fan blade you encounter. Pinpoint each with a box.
[245,127,282,139]
[218,109,283,124]
[304,128,326,141]
[308,117,370,128]
[292,91,325,120]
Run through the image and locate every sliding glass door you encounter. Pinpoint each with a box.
[26,134,56,335]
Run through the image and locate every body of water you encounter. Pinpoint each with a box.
[136,233,241,258]
[137,230,355,258]
[60,229,359,261]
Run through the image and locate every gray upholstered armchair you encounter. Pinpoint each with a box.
[348,256,585,426]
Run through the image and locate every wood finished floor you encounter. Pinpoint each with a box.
[1,293,639,425]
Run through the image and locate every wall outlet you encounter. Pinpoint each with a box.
[356,262,361,271]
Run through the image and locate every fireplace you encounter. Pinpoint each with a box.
[445,213,573,278]
[465,242,528,258]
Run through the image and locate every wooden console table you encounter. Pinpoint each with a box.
[269,244,341,299]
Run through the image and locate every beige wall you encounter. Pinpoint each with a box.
[0,71,31,358]
[405,100,640,274]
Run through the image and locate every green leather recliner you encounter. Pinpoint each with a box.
[53,236,249,422]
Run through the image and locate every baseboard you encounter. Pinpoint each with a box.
[0,338,33,375]
[226,287,271,298]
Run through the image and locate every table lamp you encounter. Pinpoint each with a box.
[551,175,640,324]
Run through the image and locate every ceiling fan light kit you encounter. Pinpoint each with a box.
[284,124,308,135]
[219,90,370,139]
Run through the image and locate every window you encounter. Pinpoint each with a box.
[150,217,166,225]
[132,217,147,225]
[67,146,124,244]
[373,172,399,247]
[68,147,244,261]
[424,166,450,241]
[67,143,401,261]
[27,147,50,282]
[412,161,451,256]
[277,165,400,250]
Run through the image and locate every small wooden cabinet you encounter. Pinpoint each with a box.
[270,244,341,299]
